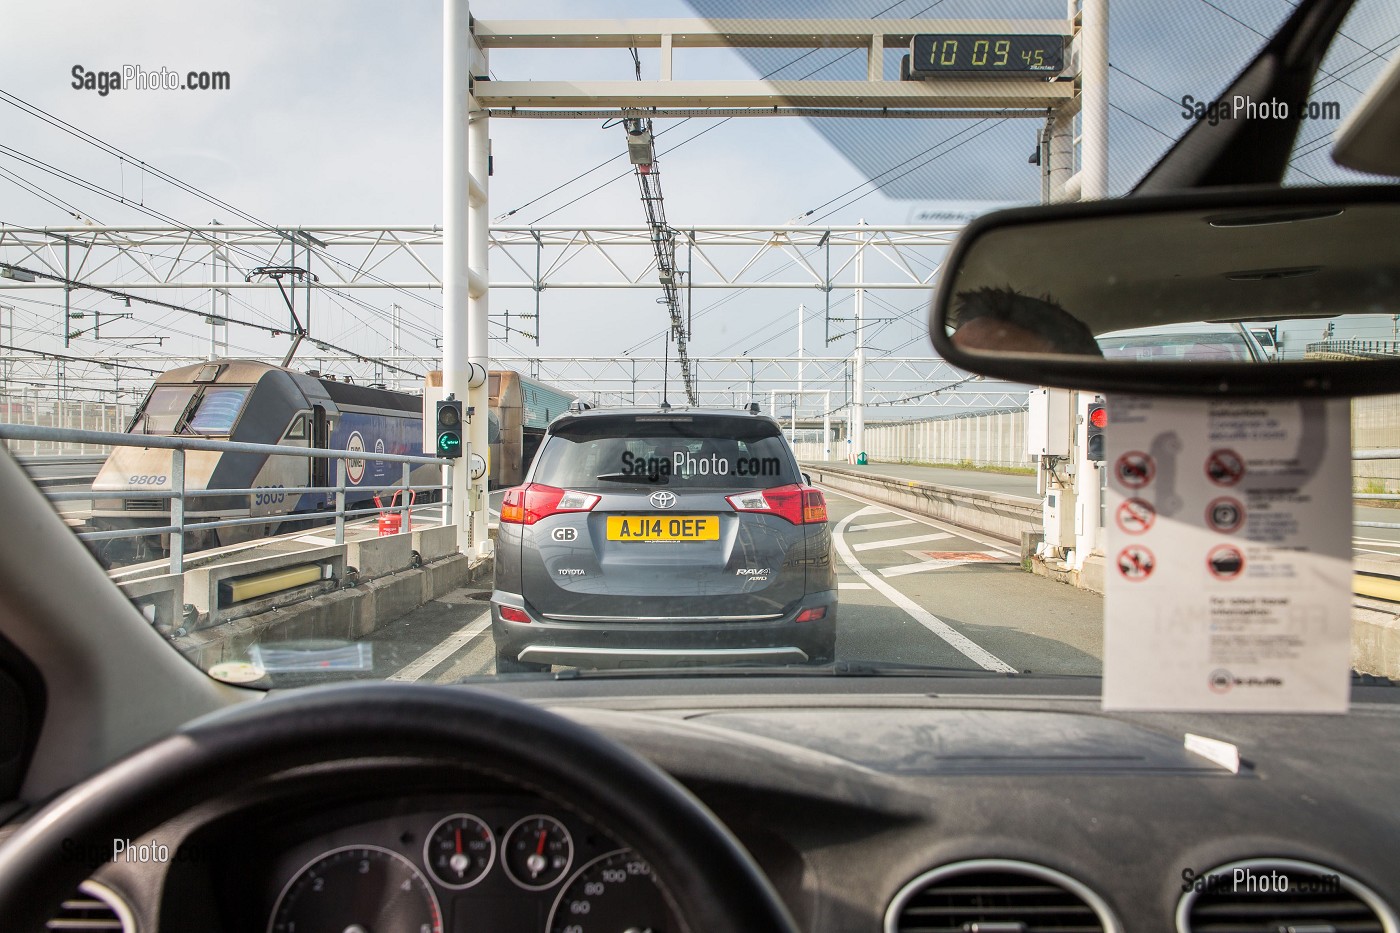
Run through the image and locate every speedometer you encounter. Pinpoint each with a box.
[546,848,673,933]
[269,845,442,933]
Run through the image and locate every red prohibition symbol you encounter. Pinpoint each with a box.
[1116,498,1156,535]
[1115,451,1155,489]
[1207,544,1246,579]
[1117,545,1155,581]
[1205,449,1246,486]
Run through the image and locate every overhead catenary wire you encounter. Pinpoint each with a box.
[0,260,422,377]
[0,89,443,316]
[0,145,435,363]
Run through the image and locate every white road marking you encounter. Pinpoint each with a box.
[821,486,1017,556]
[832,506,1015,673]
[851,532,953,552]
[838,581,871,590]
[388,611,491,682]
[846,518,915,532]
[879,552,1006,578]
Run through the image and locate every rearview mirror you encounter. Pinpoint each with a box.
[928,185,1400,397]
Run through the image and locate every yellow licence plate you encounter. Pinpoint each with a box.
[606,515,719,542]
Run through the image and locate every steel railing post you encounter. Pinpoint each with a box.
[170,447,185,575]
[335,458,347,544]
[442,462,451,527]
[401,461,412,531]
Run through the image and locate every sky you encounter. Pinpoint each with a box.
[0,0,1395,412]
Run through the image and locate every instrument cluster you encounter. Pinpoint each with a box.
[255,795,673,933]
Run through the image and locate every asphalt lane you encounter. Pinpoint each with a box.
[265,482,1106,687]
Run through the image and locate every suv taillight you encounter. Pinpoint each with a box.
[499,484,600,525]
[726,484,828,525]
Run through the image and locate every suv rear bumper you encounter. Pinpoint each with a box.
[491,590,837,669]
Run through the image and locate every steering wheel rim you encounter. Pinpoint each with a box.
[0,682,799,932]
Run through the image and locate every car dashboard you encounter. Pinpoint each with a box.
[25,677,1400,933]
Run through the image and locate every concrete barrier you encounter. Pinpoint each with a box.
[803,462,1040,543]
[413,524,459,564]
[347,532,413,582]
[174,553,484,670]
[185,546,346,628]
[116,572,185,636]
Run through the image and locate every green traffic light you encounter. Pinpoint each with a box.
[437,431,462,456]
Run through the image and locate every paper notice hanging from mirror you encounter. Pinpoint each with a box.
[1102,397,1352,712]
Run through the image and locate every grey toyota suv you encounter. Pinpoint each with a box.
[491,406,837,671]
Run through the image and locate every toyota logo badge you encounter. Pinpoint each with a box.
[649,491,677,509]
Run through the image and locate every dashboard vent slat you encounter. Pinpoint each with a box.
[1178,860,1394,933]
[45,883,132,933]
[887,861,1118,933]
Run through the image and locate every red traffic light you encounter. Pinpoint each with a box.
[1089,406,1108,429]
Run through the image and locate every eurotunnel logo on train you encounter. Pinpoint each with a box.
[345,431,366,485]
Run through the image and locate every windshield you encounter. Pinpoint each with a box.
[185,385,251,435]
[131,386,196,435]
[3,0,1399,703]
[532,415,801,490]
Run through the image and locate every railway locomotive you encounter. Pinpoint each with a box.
[90,360,437,561]
[90,360,577,561]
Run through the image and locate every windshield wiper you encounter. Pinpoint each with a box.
[594,471,669,485]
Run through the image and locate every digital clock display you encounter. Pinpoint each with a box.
[909,34,1066,75]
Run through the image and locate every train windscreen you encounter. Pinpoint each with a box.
[186,386,251,434]
[131,385,196,434]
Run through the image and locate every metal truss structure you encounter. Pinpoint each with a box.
[0,223,961,293]
[495,356,1027,411]
[0,348,1026,412]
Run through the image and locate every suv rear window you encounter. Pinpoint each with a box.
[530,413,801,490]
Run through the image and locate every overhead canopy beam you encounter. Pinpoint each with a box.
[473,18,1069,48]
[475,80,1072,111]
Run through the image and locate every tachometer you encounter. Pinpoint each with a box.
[546,848,673,933]
[424,813,496,889]
[503,814,573,890]
[269,844,442,933]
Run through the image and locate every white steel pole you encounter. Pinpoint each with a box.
[444,0,474,546]
[797,302,805,402]
[467,30,493,556]
[1079,0,1109,200]
[823,390,831,461]
[852,221,866,462]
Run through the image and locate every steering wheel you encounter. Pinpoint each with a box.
[0,682,799,932]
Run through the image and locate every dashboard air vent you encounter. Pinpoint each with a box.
[886,859,1120,933]
[46,880,132,932]
[1177,859,1395,933]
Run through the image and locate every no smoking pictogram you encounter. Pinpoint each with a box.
[1207,544,1246,579]
[1206,449,1246,486]
[1206,497,1245,534]
[1116,498,1156,535]
[1117,545,1155,581]
[1115,451,1155,489]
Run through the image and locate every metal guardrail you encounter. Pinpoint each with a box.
[1305,338,1400,359]
[0,423,453,575]
[1352,448,1400,531]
